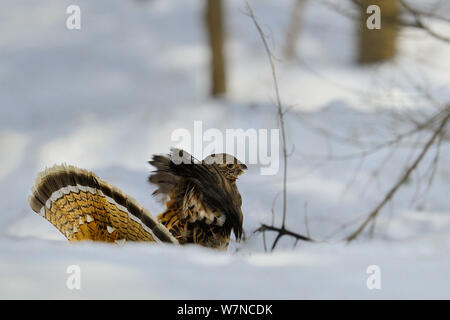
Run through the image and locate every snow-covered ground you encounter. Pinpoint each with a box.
[0,0,449,299]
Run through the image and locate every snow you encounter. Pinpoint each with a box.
[0,0,449,299]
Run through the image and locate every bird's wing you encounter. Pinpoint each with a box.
[156,184,234,248]
[149,149,243,240]
[29,165,178,244]
[148,148,199,200]
[182,184,227,226]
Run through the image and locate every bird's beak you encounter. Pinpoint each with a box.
[237,164,247,177]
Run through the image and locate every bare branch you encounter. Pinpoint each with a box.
[398,0,450,43]
[347,106,450,241]
[246,2,316,251]
[256,224,314,247]
[321,0,450,43]
[245,3,288,230]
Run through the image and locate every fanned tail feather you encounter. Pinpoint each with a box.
[29,165,178,244]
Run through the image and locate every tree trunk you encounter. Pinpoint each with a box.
[205,0,226,97]
[358,0,398,64]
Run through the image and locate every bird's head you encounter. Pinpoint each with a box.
[202,153,247,181]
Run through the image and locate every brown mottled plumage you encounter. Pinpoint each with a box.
[28,150,246,250]
[149,149,246,249]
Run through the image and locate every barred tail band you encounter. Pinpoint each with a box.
[29,165,178,244]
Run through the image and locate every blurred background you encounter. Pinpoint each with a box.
[0,0,449,299]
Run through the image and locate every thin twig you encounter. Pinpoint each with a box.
[322,0,450,43]
[245,3,288,231]
[303,202,311,238]
[262,230,268,253]
[398,0,450,43]
[257,224,314,248]
[246,2,306,251]
[347,107,450,241]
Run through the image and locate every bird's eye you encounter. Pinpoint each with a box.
[227,164,234,169]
